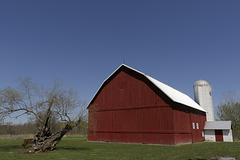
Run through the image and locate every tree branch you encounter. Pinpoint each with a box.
[10,108,43,122]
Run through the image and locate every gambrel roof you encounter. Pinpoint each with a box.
[87,64,206,112]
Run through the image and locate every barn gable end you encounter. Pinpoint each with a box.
[88,64,206,145]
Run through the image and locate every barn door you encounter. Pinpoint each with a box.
[215,130,223,142]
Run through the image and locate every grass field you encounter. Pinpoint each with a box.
[0,136,239,160]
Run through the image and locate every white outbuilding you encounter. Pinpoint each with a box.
[204,121,233,142]
[194,80,234,142]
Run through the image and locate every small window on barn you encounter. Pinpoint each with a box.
[202,131,204,137]
[192,123,195,129]
[196,123,199,129]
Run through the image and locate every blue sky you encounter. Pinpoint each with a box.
[0,0,240,123]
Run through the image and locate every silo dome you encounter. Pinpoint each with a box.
[193,80,214,121]
[194,80,210,87]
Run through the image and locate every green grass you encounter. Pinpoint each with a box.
[0,136,240,160]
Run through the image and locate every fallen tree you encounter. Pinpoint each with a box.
[0,77,86,153]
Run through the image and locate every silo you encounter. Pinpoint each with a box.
[193,80,214,121]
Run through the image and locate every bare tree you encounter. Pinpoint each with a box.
[216,91,240,139]
[0,77,86,152]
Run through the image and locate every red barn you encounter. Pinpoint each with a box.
[87,64,206,145]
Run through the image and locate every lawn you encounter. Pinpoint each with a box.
[0,136,239,160]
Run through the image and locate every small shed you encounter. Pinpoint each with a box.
[87,64,206,145]
[204,121,233,142]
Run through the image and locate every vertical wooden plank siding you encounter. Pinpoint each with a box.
[88,70,176,144]
[172,108,192,144]
[172,105,206,144]
[88,68,206,145]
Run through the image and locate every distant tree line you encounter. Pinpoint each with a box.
[0,122,37,135]
[0,120,88,136]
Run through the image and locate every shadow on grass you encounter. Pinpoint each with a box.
[55,147,91,151]
[0,143,90,151]
[0,145,21,151]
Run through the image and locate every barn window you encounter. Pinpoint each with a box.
[196,123,199,129]
[192,123,195,129]
[202,131,205,137]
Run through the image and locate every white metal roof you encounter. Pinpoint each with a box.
[146,75,205,112]
[204,121,232,130]
[87,64,206,112]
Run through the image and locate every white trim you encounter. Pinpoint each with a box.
[196,123,199,129]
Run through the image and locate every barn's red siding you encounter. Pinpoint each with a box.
[88,66,206,145]
[172,105,206,144]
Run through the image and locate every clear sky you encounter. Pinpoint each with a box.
[1,0,240,124]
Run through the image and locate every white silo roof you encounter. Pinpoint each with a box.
[194,80,210,87]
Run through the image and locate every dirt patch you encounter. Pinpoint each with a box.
[16,148,52,154]
[16,148,35,154]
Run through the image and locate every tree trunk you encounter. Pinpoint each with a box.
[33,123,73,152]
[32,109,82,153]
